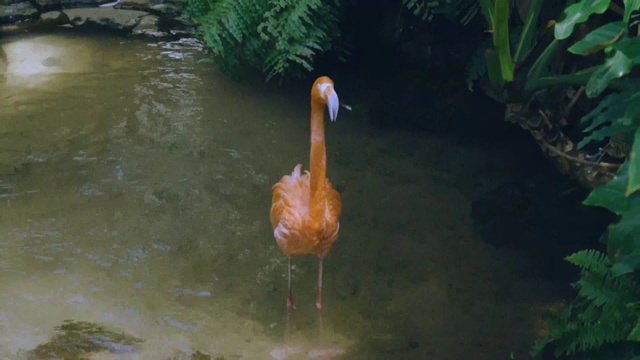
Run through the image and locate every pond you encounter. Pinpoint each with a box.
[0,31,559,359]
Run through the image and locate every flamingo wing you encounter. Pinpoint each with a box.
[271,164,313,257]
[308,179,341,258]
[271,165,342,259]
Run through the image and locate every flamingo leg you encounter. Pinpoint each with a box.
[287,258,293,310]
[316,259,323,311]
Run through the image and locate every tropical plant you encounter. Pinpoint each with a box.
[406,0,640,358]
[475,0,640,358]
[531,162,640,359]
[185,0,342,80]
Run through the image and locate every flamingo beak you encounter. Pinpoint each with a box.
[327,89,339,122]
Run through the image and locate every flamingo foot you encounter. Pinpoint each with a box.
[308,348,345,359]
[287,294,293,310]
[316,259,323,311]
[287,258,293,310]
[270,345,301,360]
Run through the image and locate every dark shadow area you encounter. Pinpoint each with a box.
[311,0,613,289]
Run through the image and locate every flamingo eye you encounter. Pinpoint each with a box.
[316,82,333,98]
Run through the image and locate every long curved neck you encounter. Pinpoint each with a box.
[310,100,326,197]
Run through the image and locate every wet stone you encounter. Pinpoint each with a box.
[63,7,148,32]
[0,1,38,24]
[40,10,68,25]
[131,13,165,37]
[26,320,143,359]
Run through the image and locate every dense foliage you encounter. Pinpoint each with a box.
[533,162,640,358]
[184,0,342,80]
[403,0,640,358]
[464,0,640,358]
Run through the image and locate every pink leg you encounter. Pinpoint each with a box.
[316,259,323,311]
[287,258,293,310]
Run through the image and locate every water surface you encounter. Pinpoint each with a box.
[0,31,558,359]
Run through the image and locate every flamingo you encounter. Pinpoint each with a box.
[270,76,343,311]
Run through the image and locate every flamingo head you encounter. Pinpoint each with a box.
[311,76,339,122]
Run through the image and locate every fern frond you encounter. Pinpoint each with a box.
[403,0,480,24]
[578,87,640,148]
[259,0,341,80]
[533,248,640,357]
[566,249,611,274]
[195,0,341,79]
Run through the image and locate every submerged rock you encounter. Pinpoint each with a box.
[27,320,143,359]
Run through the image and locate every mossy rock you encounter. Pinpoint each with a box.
[27,320,143,359]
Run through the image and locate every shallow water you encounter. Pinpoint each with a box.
[0,32,558,359]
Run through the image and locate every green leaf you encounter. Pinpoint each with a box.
[579,86,640,148]
[579,123,634,148]
[566,249,610,270]
[611,251,640,275]
[568,22,626,55]
[514,0,543,62]
[608,220,640,259]
[526,65,596,94]
[584,162,630,215]
[629,316,640,341]
[526,40,559,81]
[493,0,514,81]
[484,48,504,93]
[607,195,640,257]
[581,93,625,133]
[196,0,341,80]
[624,0,640,22]
[586,51,634,97]
[555,0,611,40]
[480,0,494,28]
[628,128,640,195]
[611,37,640,62]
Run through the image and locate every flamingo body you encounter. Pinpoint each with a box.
[271,164,341,259]
[270,76,342,310]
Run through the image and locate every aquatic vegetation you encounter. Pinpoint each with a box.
[27,320,143,359]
